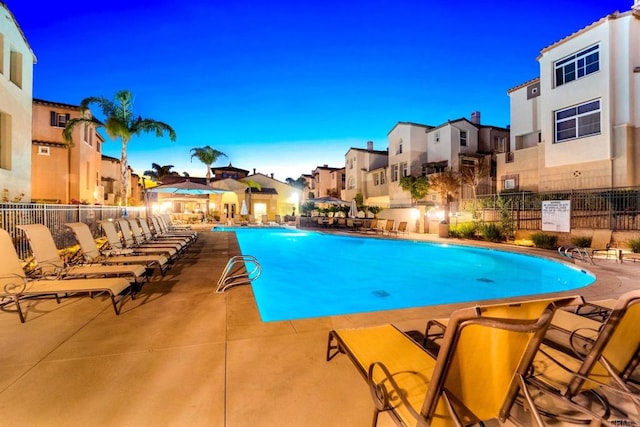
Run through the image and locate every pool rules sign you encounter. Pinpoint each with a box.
[541,200,571,232]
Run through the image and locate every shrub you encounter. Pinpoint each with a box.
[570,236,592,248]
[530,232,558,249]
[480,223,504,242]
[627,237,640,253]
[449,222,477,239]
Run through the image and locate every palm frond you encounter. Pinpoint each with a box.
[132,118,177,141]
[61,116,104,146]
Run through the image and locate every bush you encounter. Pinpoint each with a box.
[480,223,504,242]
[530,232,558,249]
[449,222,477,239]
[627,237,640,253]
[570,236,592,248]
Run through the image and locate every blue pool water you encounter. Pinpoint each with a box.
[221,227,595,322]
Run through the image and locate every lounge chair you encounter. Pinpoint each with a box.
[16,224,148,286]
[358,218,378,234]
[388,221,408,236]
[327,296,580,426]
[117,219,185,255]
[0,228,132,323]
[99,220,179,262]
[524,290,640,424]
[275,215,282,225]
[66,222,170,276]
[160,213,192,231]
[152,216,197,240]
[559,229,617,263]
[379,219,395,235]
[140,218,193,247]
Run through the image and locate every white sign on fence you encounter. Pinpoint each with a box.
[541,200,571,232]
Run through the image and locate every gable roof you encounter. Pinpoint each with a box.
[387,121,435,135]
[0,2,37,63]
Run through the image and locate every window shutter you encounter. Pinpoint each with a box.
[65,113,70,122]
[50,111,56,126]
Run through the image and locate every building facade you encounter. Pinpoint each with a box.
[0,2,35,201]
[499,6,640,192]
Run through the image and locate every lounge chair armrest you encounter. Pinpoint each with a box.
[32,261,66,280]
[0,274,28,296]
[367,362,432,427]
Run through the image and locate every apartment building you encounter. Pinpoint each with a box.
[0,2,35,201]
[499,4,640,192]
[310,164,345,199]
[32,99,104,204]
[343,141,388,205]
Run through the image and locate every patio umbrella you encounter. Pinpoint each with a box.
[148,181,229,195]
[349,199,358,218]
[311,196,348,205]
[241,199,248,216]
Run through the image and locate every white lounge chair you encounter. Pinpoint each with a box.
[0,228,132,323]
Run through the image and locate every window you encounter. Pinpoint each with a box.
[555,44,599,87]
[0,112,10,170]
[391,164,399,182]
[347,177,355,190]
[9,50,22,88]
[380,170,386,185]
[38,146,50,156]
[373,173,380,186]
[434,131,440,143]
[396,139,403,154]
[50,111,70,128]
[0,34,4,74]
[84,123,93,146]
[504,179,516,190]
[459,130,467,147]
[555,99,601,143]
[493,136,507,152]
[400,162,408,178]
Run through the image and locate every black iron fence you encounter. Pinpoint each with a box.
[466,186,640,231]
[0,203,145,259]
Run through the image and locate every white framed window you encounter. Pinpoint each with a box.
[380,170,386,185]
[400,162,409,177]
[504,179,516,190]
[391,164,399,182]
[9,50,23,88]
[347,177,355,190]
[373,173,380,186]
[50,111,70,128]
[555,99,601,143]
[459,130,467,147]
[555,44,599,87]
[396,138,403,154]
[37,146,50,156]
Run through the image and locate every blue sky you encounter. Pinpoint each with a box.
[7,0,632,181]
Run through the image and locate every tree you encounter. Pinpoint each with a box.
[190,146,227,181]
[63,89,176,206]
[429,170,461,223]
[143,163,179,182]
[243,179,262,215]
[460,157,490,224]
[285,177,308,190]
[399,175,430,204]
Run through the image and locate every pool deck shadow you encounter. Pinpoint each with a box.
[0,225,636,426]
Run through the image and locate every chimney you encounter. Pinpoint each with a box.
[634,0,640,11]
[366,140,373,151]
[270,173,274,179]
[253,168,256,174]
[471,111,481,125]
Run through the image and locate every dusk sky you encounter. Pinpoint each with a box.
[6,0,632,181]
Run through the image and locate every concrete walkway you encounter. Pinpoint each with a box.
[0,226,637,426]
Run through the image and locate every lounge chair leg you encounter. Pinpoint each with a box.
[371,409,379,427]
[326,331,342,361]
[13,296,25,323]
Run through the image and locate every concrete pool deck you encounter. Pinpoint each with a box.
[0,225,637,426]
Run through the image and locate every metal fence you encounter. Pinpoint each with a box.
[467,186,640,231]
[0,203,145,260]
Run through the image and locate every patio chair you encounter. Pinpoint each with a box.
[380,219,395,235]
[66,222,170,276]
[0,228,133,323]
[524,290,640,424]
[358,218,378,234]
[327,296,580,426]
[160,213,192,231]
[559,229,616,263]
[16,224,148,286]
[99,220,179,262]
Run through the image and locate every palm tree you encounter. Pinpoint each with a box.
[63,89,176,206]
[143,163,179,183]
[190,146,227,181]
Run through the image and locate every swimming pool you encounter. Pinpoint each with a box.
[222,227,595,322]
